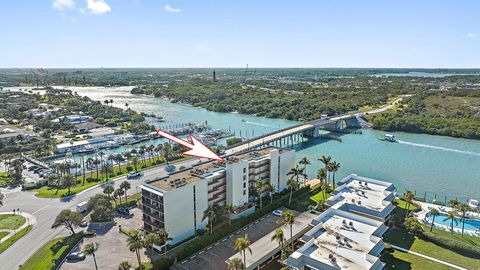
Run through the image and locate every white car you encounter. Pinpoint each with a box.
[127,171,141,179]
[272,209,284,217]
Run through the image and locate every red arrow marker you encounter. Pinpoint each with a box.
[157,129,224,161]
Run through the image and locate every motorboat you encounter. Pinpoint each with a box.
[379,134,397,142]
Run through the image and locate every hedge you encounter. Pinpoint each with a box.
[421,231,480,259]
[51,232,84,269]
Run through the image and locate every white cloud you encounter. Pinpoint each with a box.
[86,0,111,14]
[466,33,478,38]
[52,0,75,10]
[164,4,181,13]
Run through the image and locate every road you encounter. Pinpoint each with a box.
[225,96,408,155]
[0,157,204,270]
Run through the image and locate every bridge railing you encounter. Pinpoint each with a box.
[225,123,308,150]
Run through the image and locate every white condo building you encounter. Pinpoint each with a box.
[326,174,396,221]
[284,208,388,270]
[140,147,295,245]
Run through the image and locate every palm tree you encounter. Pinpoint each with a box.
[162,143,171,165]
[147,144,155,164]
[264,183,274,205]
[318,155,331,182]
[329,161,341,188]
[227,258,244,270]
[123,151,132,170]
[99,151,105,179]
[138,146,146,167]
[270,228,285,249]
[83,242,99,270]
[234,234,252,269]
[102,162,114,181]
[158,228,172,255]
[287,165,306,187]
[223,204,236,227]
[317,168,328,199]
[256,179,264,209]
[155,144,163,162]
[118,261,131,270]
[127,231,144,268]
[443,211,458,234]
[278,211,295,249]
[86,157,94,179]
[403,190,415,218]
[120,181,131,203]
[287,178,297,206]
[428,208,440,232]
[457,203,471,236]
[103,184,115,200]
[202,206,216,234]
[62,174,75,195]
[131,156,140,171]
[299,157,310,177]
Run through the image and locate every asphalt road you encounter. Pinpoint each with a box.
[0,157,204,270]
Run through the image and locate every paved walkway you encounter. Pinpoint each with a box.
[390,244,467,270]
[0,211,36,244]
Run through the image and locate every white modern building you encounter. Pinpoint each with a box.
[326,174,396,221]
[140,147,295,245]
[284,208,388,270]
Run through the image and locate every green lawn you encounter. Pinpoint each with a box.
[0,225,32,254]
[0,214,26,230]
[309,190,331,203]
[0,232,8,240]
[32,156,188,198]
[0,172,13,187]
[383,199,480,269]
[20,233,81,270]
[382,249,454,270]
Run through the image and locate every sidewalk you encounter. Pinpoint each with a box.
[0,211,36,244]
[389,244,467,270]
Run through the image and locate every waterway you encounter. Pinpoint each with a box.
[16,86,480,202]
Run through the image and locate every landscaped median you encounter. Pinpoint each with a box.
[30,155,188,199]
[19,232,84,270]
[0,213,32,254]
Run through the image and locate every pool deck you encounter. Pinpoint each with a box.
[414,201,480,237]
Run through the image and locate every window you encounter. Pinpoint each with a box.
[243,190,247,195]
[243,168,247,173]
[243,175,247,181]
[243,182,246,188]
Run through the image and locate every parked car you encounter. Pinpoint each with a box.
[118,207,130,215]
[80,218,88,227]
[272,209,284,217]
[127,171,141,179]
[66,252,86,261]
[28,165,38,171]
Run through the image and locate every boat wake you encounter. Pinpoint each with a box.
[397,140,480,157]
[244,121,276,128]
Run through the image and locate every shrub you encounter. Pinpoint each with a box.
[421,231,480,258]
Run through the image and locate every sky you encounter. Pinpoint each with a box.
[0,0,479,68]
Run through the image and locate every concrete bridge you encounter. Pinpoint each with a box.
[224,96,407,155]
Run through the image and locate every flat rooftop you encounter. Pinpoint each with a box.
[285,208,386,270]
[144,147,284,192]
[327,174,395,217]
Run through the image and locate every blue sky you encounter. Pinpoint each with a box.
[0,0,479,68]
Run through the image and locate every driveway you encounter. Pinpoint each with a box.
[61,208,147,270]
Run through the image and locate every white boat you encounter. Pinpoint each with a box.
[468,199,479,210]
[379,134,397,142]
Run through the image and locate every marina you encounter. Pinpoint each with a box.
[29,86,480,203]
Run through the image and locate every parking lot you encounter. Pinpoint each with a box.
[172,208,300,270]
[61,208,147,270]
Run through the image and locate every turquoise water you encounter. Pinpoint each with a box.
[426,213,480,230]
[59,86,480,202]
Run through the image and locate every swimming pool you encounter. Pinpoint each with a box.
[426,213,480,231]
